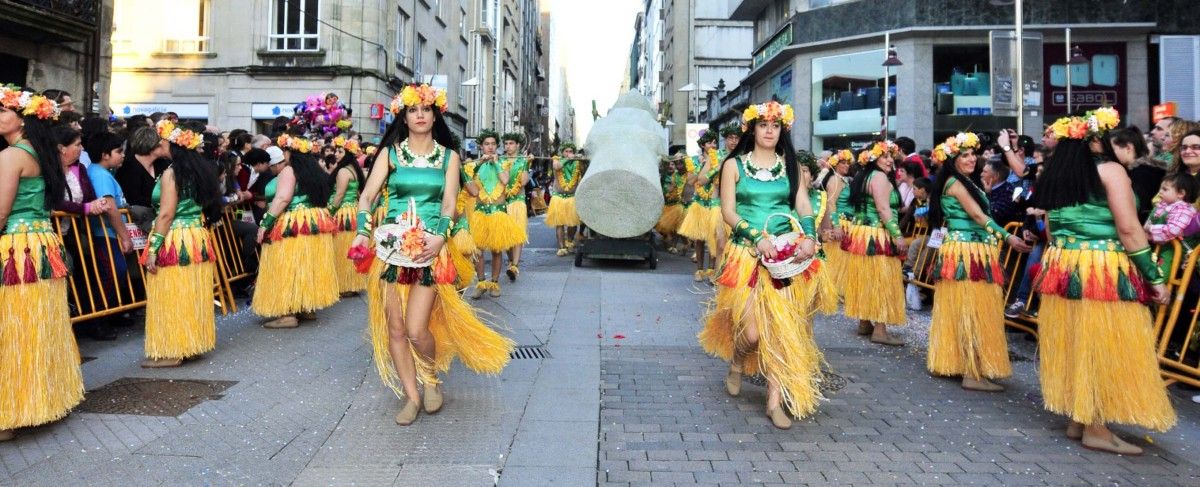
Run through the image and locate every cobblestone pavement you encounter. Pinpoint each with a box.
[2,217,1200,486]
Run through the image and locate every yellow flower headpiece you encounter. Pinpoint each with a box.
[0,85,61,121]
[275,133,314,154]
[856,140,902,166]
[930,132,980,165]
[344,139,361,155]
[827,149,854,166]
[155,120,203,151]
[741,101,795,132]
[389,83,449,114]
[1050,106,1120,141]
[332,135,347,148]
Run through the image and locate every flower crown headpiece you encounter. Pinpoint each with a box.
[343,139,361,155]
[720,124,742,137]
[276,133,314,154]
[1050,106,1119,141]
[0,85,61,121]
[741,101,795,132]
[389,83,448,114]
[155,120,203,151]
[828,149,854,166]
[930,132,981,164]
[502,131,525,144]
[856,140,902,166]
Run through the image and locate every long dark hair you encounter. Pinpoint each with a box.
[849,149,899,212]
[330,152,364,188]
[370,107,459,170]
[1032,138,1106,210]
[167,144,223,225]
[724,124,800,207]
[926,150,987,228]
[0,114,67,210]
[290,152,332,206]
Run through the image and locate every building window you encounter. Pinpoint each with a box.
[810,49,891,151]
[460,7,468,37]
[396,7,410,63]
[436,51,444,76]
[480,0,490,27]
[415,35,426,79]
[270,0,320,51]
[459,67,468,108]
[161,0,210,53]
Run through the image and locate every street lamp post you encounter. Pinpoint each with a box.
[881,32,903,139]
[462,76,480,135]
[1064,30,1089,114]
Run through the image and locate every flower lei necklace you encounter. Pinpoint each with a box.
[694,149,720,200]
[397,139,444,168]
[501,155,525,197]
[556,158,581,193]
[742,153,785,182]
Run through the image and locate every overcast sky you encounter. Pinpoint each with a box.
[549,0,643,143]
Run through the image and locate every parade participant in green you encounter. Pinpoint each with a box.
[500,132,529,281]
[547,143,583,256]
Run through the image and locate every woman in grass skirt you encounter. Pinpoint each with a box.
[924,132,1031,391]
[842,140,908,345]
[699,101,824,430]
[678,132,723,282]
[351,84,514,425]
[1032,108,1174,455]
[252,134,339,328]
[140,121,225,368]
[818,149,854,296]
[0,87,81,441]
[329,138,368,295]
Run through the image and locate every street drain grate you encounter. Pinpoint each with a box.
[510,346,551,360]
[77,377,237,417]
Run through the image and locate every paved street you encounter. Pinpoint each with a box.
[3,217,1200,486]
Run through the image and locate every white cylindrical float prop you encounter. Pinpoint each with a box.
[575,91,666,238]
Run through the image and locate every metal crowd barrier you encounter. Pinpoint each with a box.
[209,204,262,313]
[1152,242,1200,388]
[905,223,936,291]
[52,209,238,323]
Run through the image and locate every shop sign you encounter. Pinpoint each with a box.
[116,103,208,119]
[250,103,295,119]
[753,24,793,69]
[1153,102,1178,123]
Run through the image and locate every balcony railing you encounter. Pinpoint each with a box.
[9,0,98,25]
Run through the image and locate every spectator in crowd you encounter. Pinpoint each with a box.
[123,114,150,136]
[996,129,1036,182]
[1144,173,1199,271]
[1041,124,1059,158]
[55,111,83,131]
[117,126,171,233]
[1107,126,1166,222]
[1168,129,1200,179]
[896,160,917,208]
[251,134,271,150]
[895,136,917,159]
[1150,116,1180,166]
[41,89,74,112]
[77,116,110,166]
[84,131,135,332]
[981,157,1020,225]
[903,177,934,274]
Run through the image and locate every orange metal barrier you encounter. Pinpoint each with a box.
[52,210,236,323]
[905,223,935,290]
[1152,241,1200,387]
[209,204,261,313]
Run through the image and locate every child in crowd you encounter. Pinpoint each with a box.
[1145,173,1200,274]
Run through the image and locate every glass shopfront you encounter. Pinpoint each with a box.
[810,49,894,151]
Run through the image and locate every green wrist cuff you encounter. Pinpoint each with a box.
[732,219,764,244]
[356,210,373,237]
[147,232,166,253]
[984,220,1008,240]
[1127,247,1166,285]
[884,218,903,239]
[798,215,817,237]
[432,215,452,238]
[260,213,278,232]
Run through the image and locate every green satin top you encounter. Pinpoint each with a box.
[853,170,901,226]
[835,182,852,220]
[5,176,51,234]
[733,156,793,244]
[152,176,205,228]
[331,169,360,209]
[384,147,449,223]
[661,171,685,204]
[1048,200,1124,251]
[940,179,993,243]
[691,154,721,208]
[265,175,315,211]
[502,155,528,203]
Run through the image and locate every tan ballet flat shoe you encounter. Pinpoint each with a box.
[725,366,742,397]
[1082,432,1143,456]
[141,358,183,368]
[961,377,1004,392]
[766,407,793,430]
[424,384,444,414]
[0,429,13,442]
[395,399,421,426]
[263,316,299,329]
[870,333,905,346]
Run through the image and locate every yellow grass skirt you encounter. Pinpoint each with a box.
[507,200,529,241]
[333,206,368,294]
[366,259,515,396]
[823,239,848,296]
[545,195,580,227]
[1038,295,1175,431]
[452,226,478,258]
[843,251,906,325]
[927,279,1011,379]
[656,203,685,236]
[678,202,718,244]
[0,277,83,430]
[145,261,217,360]
[470,209,524,252]
[698,243,824,418]
[252,231,339,318]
